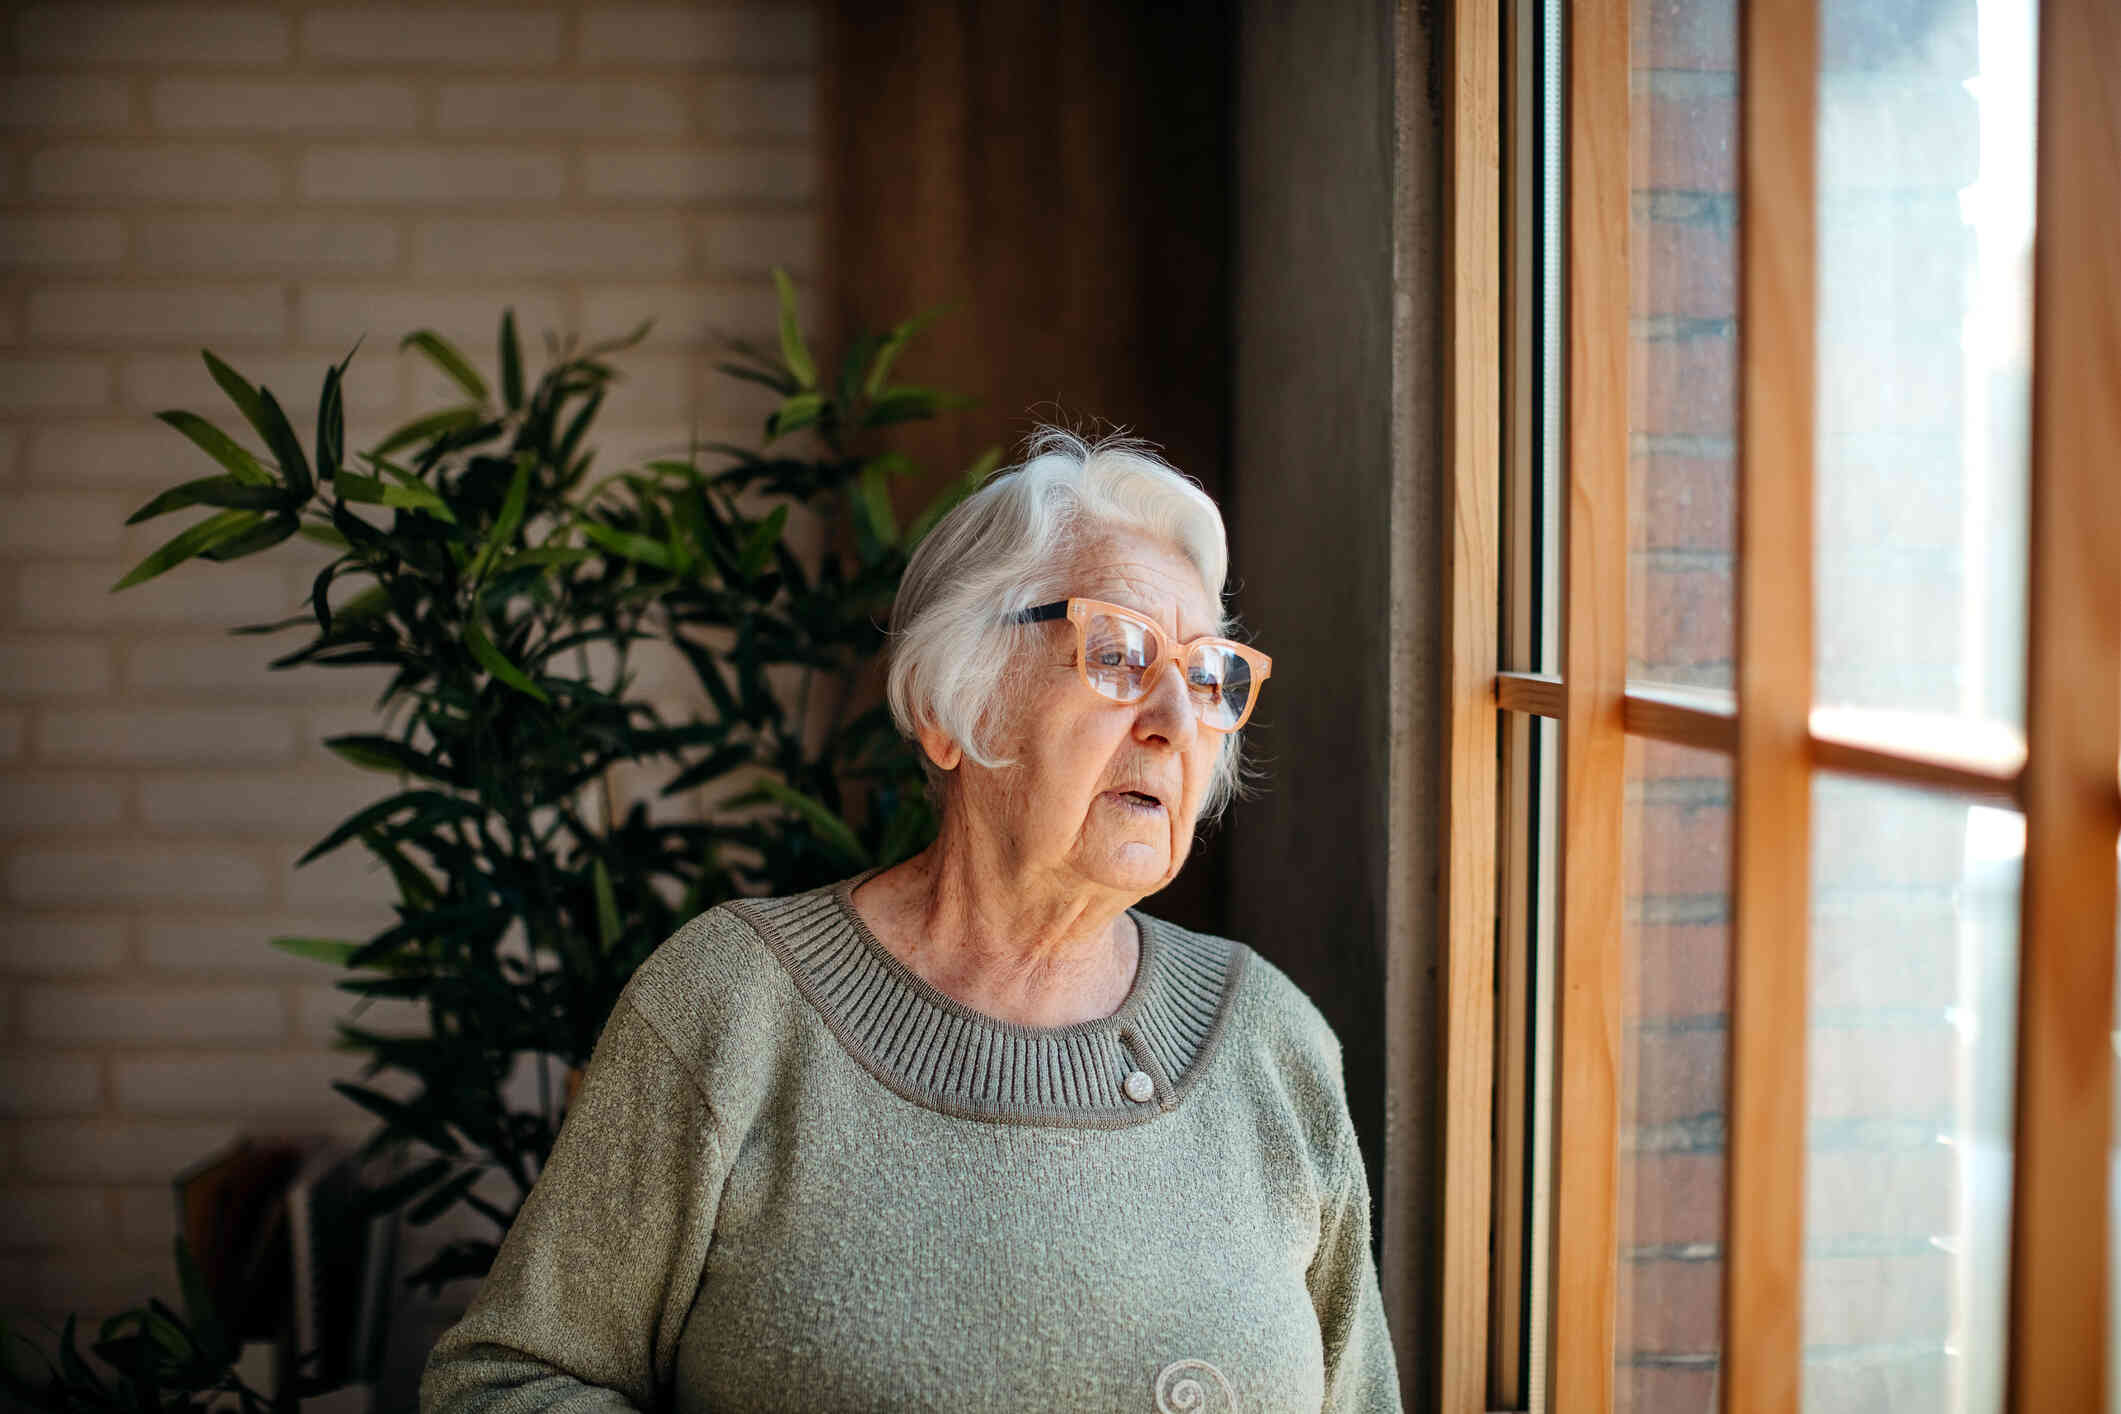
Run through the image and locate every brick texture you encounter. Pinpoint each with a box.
[1619,0,1998,1405]
[0,0,817,1348]
[14,6,293,66]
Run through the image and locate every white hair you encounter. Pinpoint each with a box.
[885,425,1248,822]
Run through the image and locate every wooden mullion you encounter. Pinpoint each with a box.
[1807,714,2020,809]
[1501,676,2028,807]
[1437,0,1502,1407]
[1722,0,1818,1409]
[1623,684,1738,757]
[2005,0,2121,1407]
[1497,670,1565,719]
[1546,0,1629,1407]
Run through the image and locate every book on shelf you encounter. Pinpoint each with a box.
[171,1137,312,1344]
[174,1135,403,1410]
[287,1142,401,1391]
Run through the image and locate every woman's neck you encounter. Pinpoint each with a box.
[849,820,1140,1029]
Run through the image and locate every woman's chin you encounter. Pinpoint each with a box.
[1082,836,1180,895]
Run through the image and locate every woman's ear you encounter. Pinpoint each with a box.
[916,722,963,773]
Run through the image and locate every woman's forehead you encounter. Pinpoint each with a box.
[1066,532,1218,633]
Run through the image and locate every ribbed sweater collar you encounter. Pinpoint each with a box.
[726,876,1246,1129]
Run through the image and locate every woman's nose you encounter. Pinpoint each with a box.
[1133,656,1201,747]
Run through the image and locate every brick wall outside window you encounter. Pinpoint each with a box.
[1618,0,2016,1411]
[0,0,815,1371]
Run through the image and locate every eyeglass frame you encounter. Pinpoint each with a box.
[1010,597,1273,733]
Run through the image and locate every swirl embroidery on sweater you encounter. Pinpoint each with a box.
[1153,1358,1236,1412]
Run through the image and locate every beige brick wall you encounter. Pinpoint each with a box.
[0,0,816,1345]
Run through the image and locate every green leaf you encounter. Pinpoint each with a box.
[772,267,815,390]
[335,471,458,523]
[378,479,457,523]
[499,310,524,411]
[579,520,677,570]
[904,445,1001,547]
[766,390,825,441]
[298,521,350,551]
[468,454,533,584]
[125,474,285,525]
[836,329,881,408]
[324,734,455,782]
[666,486,708,565]
[738,504,789,578]
[592,858,621,951]
[202,349,266,439]
[672,634,740,720]
[154,410,272,485]
[338,973,435,999]
[269,936,361,967]
[87,1329,155,1386]
[493,545,596,573]
[333,471,388,501]
[401,330,488,403]
[112,508,261,590]
[554,387,604,468]
[372,405,485,457]
[315,363,345,481]
[716,361,799,397]
[55,1315,107,1398]
[753,778,871,869]
[360,833,440,910]
[356,1156,454,1218]
[333,584,390,623]
[862,385,959,429]
[232,610,312,636]
[466,618,549,703]
[406,1166,485,1225]
[138,1303,192,1364]
[661,742,753,795]
[331,1081,460,1154]
[0,1317,57,1400]
[254,386,313,500]
[297,788,481,866]
[581,316,654,358]
[863,305,946,398]
[855,459,898,546]
[197,510,298,561]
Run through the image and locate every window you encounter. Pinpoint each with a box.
[1434,0,2117,1411]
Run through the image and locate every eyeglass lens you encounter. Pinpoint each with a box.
[1080,610,1254,730]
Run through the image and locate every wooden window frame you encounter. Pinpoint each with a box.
[1432,0,2120,1410]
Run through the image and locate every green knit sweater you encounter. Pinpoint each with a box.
[420,878,1401,1412]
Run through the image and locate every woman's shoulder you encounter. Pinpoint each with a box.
[1144,914,1360,1173]
[611,891,818,1081]
[623,896,781,1010]
[1141,914,1348,1097]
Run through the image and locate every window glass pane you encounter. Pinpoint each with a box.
[1812,0,2037,733]
[1805,776,2019,1412]
[1627,0,1738,692]
[1617,737,1731,1413]
[1503,0,1565,681]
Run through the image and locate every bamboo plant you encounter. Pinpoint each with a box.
[0,274,991,1411]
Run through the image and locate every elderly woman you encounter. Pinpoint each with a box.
[420,429,1399,1412]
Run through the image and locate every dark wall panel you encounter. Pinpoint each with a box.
[822,0,1234,933]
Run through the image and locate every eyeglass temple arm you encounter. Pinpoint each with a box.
[1010,601,1071,625]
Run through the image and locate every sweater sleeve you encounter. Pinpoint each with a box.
[1308,1127,1403,1411]
[420,993,726,1413]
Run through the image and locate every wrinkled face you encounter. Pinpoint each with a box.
[950,527,1224,900]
